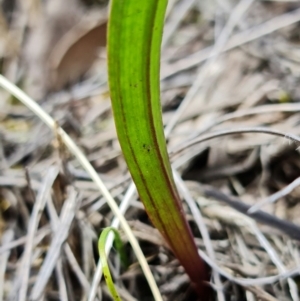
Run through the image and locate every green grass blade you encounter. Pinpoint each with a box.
[108,0,209,297]
[98,227,128,301]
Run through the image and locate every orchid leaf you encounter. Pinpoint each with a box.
[108,0,209,298]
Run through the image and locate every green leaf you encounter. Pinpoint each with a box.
[98,227,128,301]
[108,0,209,298]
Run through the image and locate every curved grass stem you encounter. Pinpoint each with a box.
[0,74,163,301]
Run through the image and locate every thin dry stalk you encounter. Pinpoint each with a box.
[16,166,59,301]
[30,187,79,299]
[164,0,254,137]
[0,74,163,301]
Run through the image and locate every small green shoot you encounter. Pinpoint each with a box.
[98,227,128,301]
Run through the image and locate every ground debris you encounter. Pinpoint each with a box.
[1,0,300,300]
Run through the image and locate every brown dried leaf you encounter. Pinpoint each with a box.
[24,0,85,99]
[24,0,107,99]
[48,12,107,91]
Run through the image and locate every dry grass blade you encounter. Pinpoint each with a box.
[173,170,225,301]
[245,286,278,301]
[164,0,254,137]
[172,127,300,155]
[250,224,299,301]
[55,258,68,301]
[0,229,14,301]
[2,1,300,300]
[202,186,300,241]
[16,166,59,301]
[64,244,91,294]
[163,7,300,78]
[190,103,300,138]
[198,247,300,286]
[0,227,51,255]
[162,0,195,49]
[30,186,78,300]
[0,74,162,301]
[249,176,300,213]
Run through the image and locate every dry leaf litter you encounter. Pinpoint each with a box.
[1,0,300,300]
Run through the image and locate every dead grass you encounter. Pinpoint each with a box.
[1,0,300,300]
